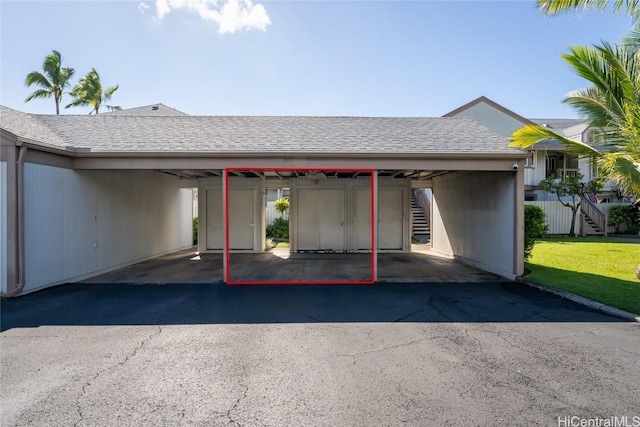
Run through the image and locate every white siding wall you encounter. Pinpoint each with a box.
[23,165,193,292]
[0,161,6,293]
[525,201,629,234]
[432,171,516,279]
[525,201,581,235]
[449,102,525,137]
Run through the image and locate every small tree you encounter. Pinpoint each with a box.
[540,172,603,236]
[524,205,548,262]
[274,197,289,218]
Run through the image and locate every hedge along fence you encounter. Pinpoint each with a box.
[525,201,628,235]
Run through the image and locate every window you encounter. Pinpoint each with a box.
[524,151,535,168]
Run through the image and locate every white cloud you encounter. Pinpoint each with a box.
[153,0,271,34]
[138,2,150,14]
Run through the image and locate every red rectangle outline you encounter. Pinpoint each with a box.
[224,167,376,285]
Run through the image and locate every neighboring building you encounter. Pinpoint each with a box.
[443,96,619,202]
[0,104,526,295]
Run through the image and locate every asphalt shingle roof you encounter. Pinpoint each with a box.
[102,103,188,116]
[1,106,521,155]
[530,118,587,130]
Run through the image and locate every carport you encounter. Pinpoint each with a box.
[1,107,526,295]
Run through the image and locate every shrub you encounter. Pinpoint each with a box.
[524,205,547,262]
[266,217,289,239]
[608,204,639,234]
[192,217,199,245]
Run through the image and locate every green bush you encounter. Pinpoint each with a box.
[192,217,199,245]
[608,204,639,234]
[524,205,547,262]
[266,217,289,239]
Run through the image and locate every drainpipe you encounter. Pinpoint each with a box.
[4,146,26,297]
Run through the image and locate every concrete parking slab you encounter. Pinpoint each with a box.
[2,282,639,426]
[80,246,499,284]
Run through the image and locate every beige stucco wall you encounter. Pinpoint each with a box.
[23,165,193,292]
[431,171,519,279]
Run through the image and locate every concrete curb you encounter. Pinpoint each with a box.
[516,278,640,323]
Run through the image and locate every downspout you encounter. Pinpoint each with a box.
[4,146,26,297]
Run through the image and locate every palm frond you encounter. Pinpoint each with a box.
[510,124,601,157]
[24,89,53,102]
[537,0,640,19]
[597,153,640,195]
[24,71,52,89]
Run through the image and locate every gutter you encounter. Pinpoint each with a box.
[4,145,26,297]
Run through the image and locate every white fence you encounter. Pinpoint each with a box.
[266,201,289,226]
[525,201,628,235]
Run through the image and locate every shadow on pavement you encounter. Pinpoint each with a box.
[0,281,623,331]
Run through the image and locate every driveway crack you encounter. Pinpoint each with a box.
[225,366,249,427]
[73,325,163,427]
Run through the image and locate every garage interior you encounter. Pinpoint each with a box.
[80,167,516,285]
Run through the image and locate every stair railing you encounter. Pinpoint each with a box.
[580,196,607,236]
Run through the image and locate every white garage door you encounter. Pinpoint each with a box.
[297,188,345,251]
[206,188,223,250]
[378,188,404,250]
[355,188,372,250]
[206,188,255,250]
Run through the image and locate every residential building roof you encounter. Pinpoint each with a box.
[102,103,188,116]
[530,118,587,131]
[0,105,522,155]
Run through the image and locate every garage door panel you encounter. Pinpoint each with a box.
[206,188,223,250]
[319,190,345,251]
[229,189,254,250]
[297,189,319,250]
[379,188,403,250]
[356,189,372,250]
[296,188,345,251]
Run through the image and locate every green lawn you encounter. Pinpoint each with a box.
[526,237,640,314]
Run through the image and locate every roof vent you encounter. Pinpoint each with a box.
[151,105,159,111]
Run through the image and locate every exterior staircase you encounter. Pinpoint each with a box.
[580,196,607,236]
[411,191,430,242]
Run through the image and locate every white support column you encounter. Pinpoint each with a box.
[372,170,378,282]
[223,169,229,282]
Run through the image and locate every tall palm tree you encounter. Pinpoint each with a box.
[510,40,640,196]
[66,68,121,114]
[24,50,75,114]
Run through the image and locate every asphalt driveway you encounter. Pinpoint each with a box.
[2,282,639,426]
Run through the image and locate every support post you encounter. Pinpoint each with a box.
[372,170,378,283]
[223,169,229,283]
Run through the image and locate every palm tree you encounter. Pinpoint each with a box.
[536,0,640,20]
[66,68,121,114]
[24,50,75,114]
[510,40,640,196]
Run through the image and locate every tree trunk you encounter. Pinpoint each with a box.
[569,207,578,236]
[55,99,59,115]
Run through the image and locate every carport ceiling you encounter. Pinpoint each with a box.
[156,169,449,180]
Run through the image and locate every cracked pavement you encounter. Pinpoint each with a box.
[1,282,639,426]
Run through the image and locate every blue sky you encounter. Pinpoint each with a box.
[0,1,631,118]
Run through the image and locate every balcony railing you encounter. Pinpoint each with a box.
[546,169,580,181]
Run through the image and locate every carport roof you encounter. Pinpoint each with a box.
[1,105,522,155]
